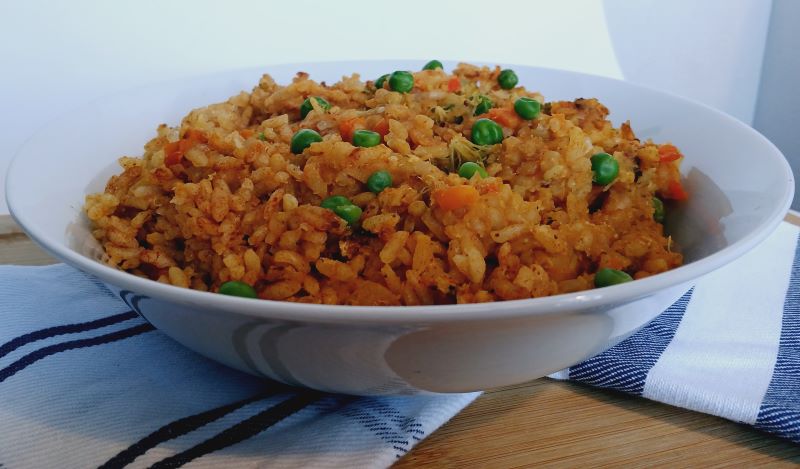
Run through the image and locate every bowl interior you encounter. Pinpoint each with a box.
[6,61,793,320]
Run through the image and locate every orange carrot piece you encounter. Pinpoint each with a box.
[339,117,365,143]
[434,185,480,210]
[164,141,183,165]
[447,76,461,92]
[164,130,207,165]
[183,129,207,143]
[487,108,521,129]
[373,119,390,139]
[665,179,689,201]
[659,144,682,162]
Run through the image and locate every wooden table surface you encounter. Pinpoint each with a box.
[2,213,799,467]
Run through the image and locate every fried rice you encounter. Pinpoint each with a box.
[84,63,686,306]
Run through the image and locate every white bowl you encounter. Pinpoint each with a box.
[6,61,793,395]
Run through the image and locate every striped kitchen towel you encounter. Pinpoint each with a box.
[1,221,799,467]
[0,265,478,468]
[552,221,800,442]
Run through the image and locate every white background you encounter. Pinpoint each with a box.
[0,0,782,214]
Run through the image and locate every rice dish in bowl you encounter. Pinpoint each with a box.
[8,60,791,393]
[84,62,686,306]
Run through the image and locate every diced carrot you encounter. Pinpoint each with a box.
[486,108,521,129]
[434,185,480,210]
[603,256,628,271]
[183,129,207,143]
[659,144,682,162]
[164,141,183,165]
[447,76,461,92]
[164,130,206,165]
[238,129,255,138]
[665,179,689,201]
[339,117,365,143]
[175,140,193,163]
[373,119,390,139]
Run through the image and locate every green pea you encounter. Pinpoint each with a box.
[458,161,488,179]
[590,152,619,185]
[389,71,414,93]
[375,74,389,89]
[594,268,634,288]
[498,69,518,90]
[321,195,352,210]
[514,97,541,120]
[257,132,266,141]
[367,170,393,193]
[299,96,331,119]
[423,60,443,70]
[290,129,323,154]
[219,280,258,298]
[471,118,504,146]
[474,95,493,116]
[352,129,382,148]
[653,197,665,223]
[333,204,362,225]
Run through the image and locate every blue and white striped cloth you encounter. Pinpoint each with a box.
[0,266,477,467]
[552,221,800,442]
[1,222,799,467]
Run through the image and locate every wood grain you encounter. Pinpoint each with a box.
[0,216,56,265]
[2,214,799,467]
[396,381,800,467]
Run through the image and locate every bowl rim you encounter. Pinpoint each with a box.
[6,60,795,325]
